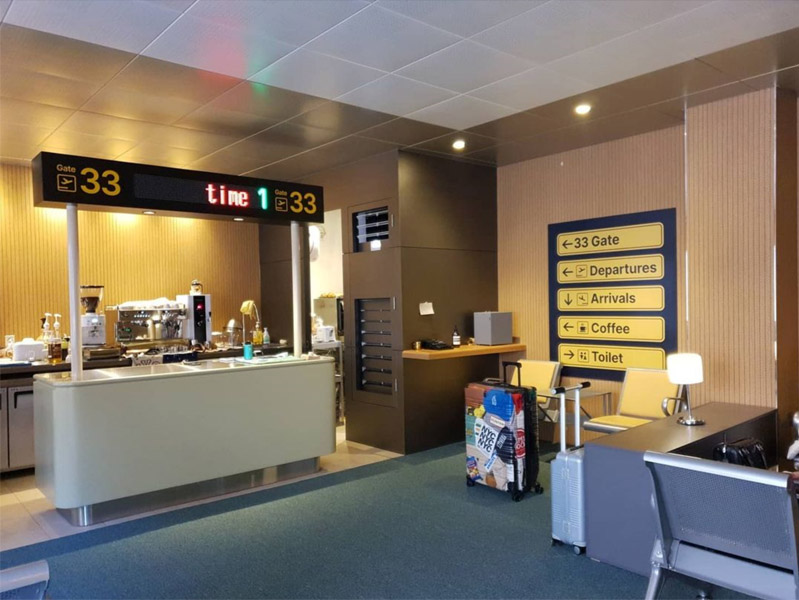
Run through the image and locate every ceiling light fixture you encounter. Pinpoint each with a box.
[143,210,155,215]
[575,103,592,115]
[452,139,466,151]
[233,217,244,222]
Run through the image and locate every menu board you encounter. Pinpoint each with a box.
[548,209,677,381]
[32,152,323,225]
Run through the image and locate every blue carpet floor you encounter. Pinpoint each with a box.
[0,444,745,599]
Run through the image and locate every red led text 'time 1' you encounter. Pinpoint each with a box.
[205,183,250,207]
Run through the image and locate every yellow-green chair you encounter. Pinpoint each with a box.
[583,368,683,434]
[518,359,561,420]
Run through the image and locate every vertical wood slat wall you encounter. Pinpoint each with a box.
[685,89,776,408]
[0,163,261,342]
[497,126,686,427]
[497,88,781,416]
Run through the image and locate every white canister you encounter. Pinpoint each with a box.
[13,338,47,361]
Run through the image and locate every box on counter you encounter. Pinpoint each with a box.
[474,311,512,345]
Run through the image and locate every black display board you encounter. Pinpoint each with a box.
[32,152,323,225]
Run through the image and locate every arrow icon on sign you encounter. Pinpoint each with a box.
[562,240,572,249]
[563,322,573,331]
[565,350,575,359]
[562,267,573,277]
[564,294,573,306]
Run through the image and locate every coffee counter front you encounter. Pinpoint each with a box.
[34,356,335,525]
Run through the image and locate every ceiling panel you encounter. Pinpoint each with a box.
[0,24,133,83]
[249,48,385,99]
[742,65,799,94]
[248,121,344,149]
[469,66,594,111]
[698,26,799,80]
[3,0,184,53]
[54,111,164,142]
[174,106,280,137]
[142,126,240,154]
[103,56,241,105]
[0,0,11,20]
[0,97,74,129]
[466,110,558,140]
[408,130,498,156]
[610,59,738,106]
[337,75,456,115]
[0,122,57,147]
[357,117,452,146]
[142,13,297,79]
[305,4,460,72]
[184,0,369,46]
[407,95,517,130]
[376,0,544,37]
[526,85,643,126]
[288,101,394,135]
[116,143,204,167]
[472,0,651,64]
[40,129,138,159]
[198,81,327,121]
[188,147,279,176]
[549,1,799,89]
[81,86,206,124]
[244,156,321,182]
[397,40,534,94]
[0,66,104,109]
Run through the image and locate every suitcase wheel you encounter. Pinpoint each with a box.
[534,483,544,495]
[466,476,476,487]
[573,545,584,555]
[551,538,561,547]
[511,490,524,502]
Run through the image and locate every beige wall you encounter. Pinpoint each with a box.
[498,88,781,417]
[0,163,261,342]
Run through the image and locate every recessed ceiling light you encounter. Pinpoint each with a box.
[143,210,155,215]
[233,217,244,222]
[575,103,592,115]
[452,139,466,151]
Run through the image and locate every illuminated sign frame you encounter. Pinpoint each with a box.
[32,152,324,225]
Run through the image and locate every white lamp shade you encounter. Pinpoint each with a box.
[667,353,704,385]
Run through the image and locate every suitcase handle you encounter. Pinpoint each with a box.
[502,361,522,387]
[552,381,591,395]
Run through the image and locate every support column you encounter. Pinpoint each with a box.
[66,203,82,379]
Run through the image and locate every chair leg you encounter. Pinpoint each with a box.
[645,565,665,600]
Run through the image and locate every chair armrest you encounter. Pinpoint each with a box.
[662,396,686,417]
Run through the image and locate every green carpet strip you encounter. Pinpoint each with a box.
[0,444,747,599]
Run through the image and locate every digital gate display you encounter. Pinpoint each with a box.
[32,152,323,224]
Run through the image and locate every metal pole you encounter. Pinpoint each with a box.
[66,203,82,379]
[290,221,302,358]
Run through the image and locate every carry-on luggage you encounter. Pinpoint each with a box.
[713,437,768,468]
[465,361,544,501]
[551,381,590,554]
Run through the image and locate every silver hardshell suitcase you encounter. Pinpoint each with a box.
[551,382,590,554]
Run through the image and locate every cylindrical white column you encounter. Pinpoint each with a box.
[290,221,302,358]
[66,203,82,380]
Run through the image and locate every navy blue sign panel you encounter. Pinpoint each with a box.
[548,209,677,382]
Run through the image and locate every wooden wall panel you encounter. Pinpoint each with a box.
[497,127,686,423]
[0,164,260,342]
[685,89,776,408]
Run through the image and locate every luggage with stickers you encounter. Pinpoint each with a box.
[550,382,590,554]
[465,361,543,501]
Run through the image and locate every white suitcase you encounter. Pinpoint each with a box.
[551,382,590,554]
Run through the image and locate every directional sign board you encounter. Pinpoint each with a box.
[548,209,676,381]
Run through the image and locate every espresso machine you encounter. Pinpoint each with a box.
[80,285,106,346]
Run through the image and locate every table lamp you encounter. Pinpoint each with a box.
[667,352,705,426]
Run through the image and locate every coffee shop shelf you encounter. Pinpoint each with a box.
[402,343,526,361]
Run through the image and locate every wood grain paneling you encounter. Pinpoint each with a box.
[685,89,776,408]
[497,126,686,428]
[0,163,260,342]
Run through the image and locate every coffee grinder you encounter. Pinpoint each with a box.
[80,285,106,346]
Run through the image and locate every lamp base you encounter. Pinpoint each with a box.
[677,416,705,426]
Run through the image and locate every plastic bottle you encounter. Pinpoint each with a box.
[263,326,270,345]
[452,325,461,348]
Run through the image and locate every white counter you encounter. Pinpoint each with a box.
[34,357,336,518]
